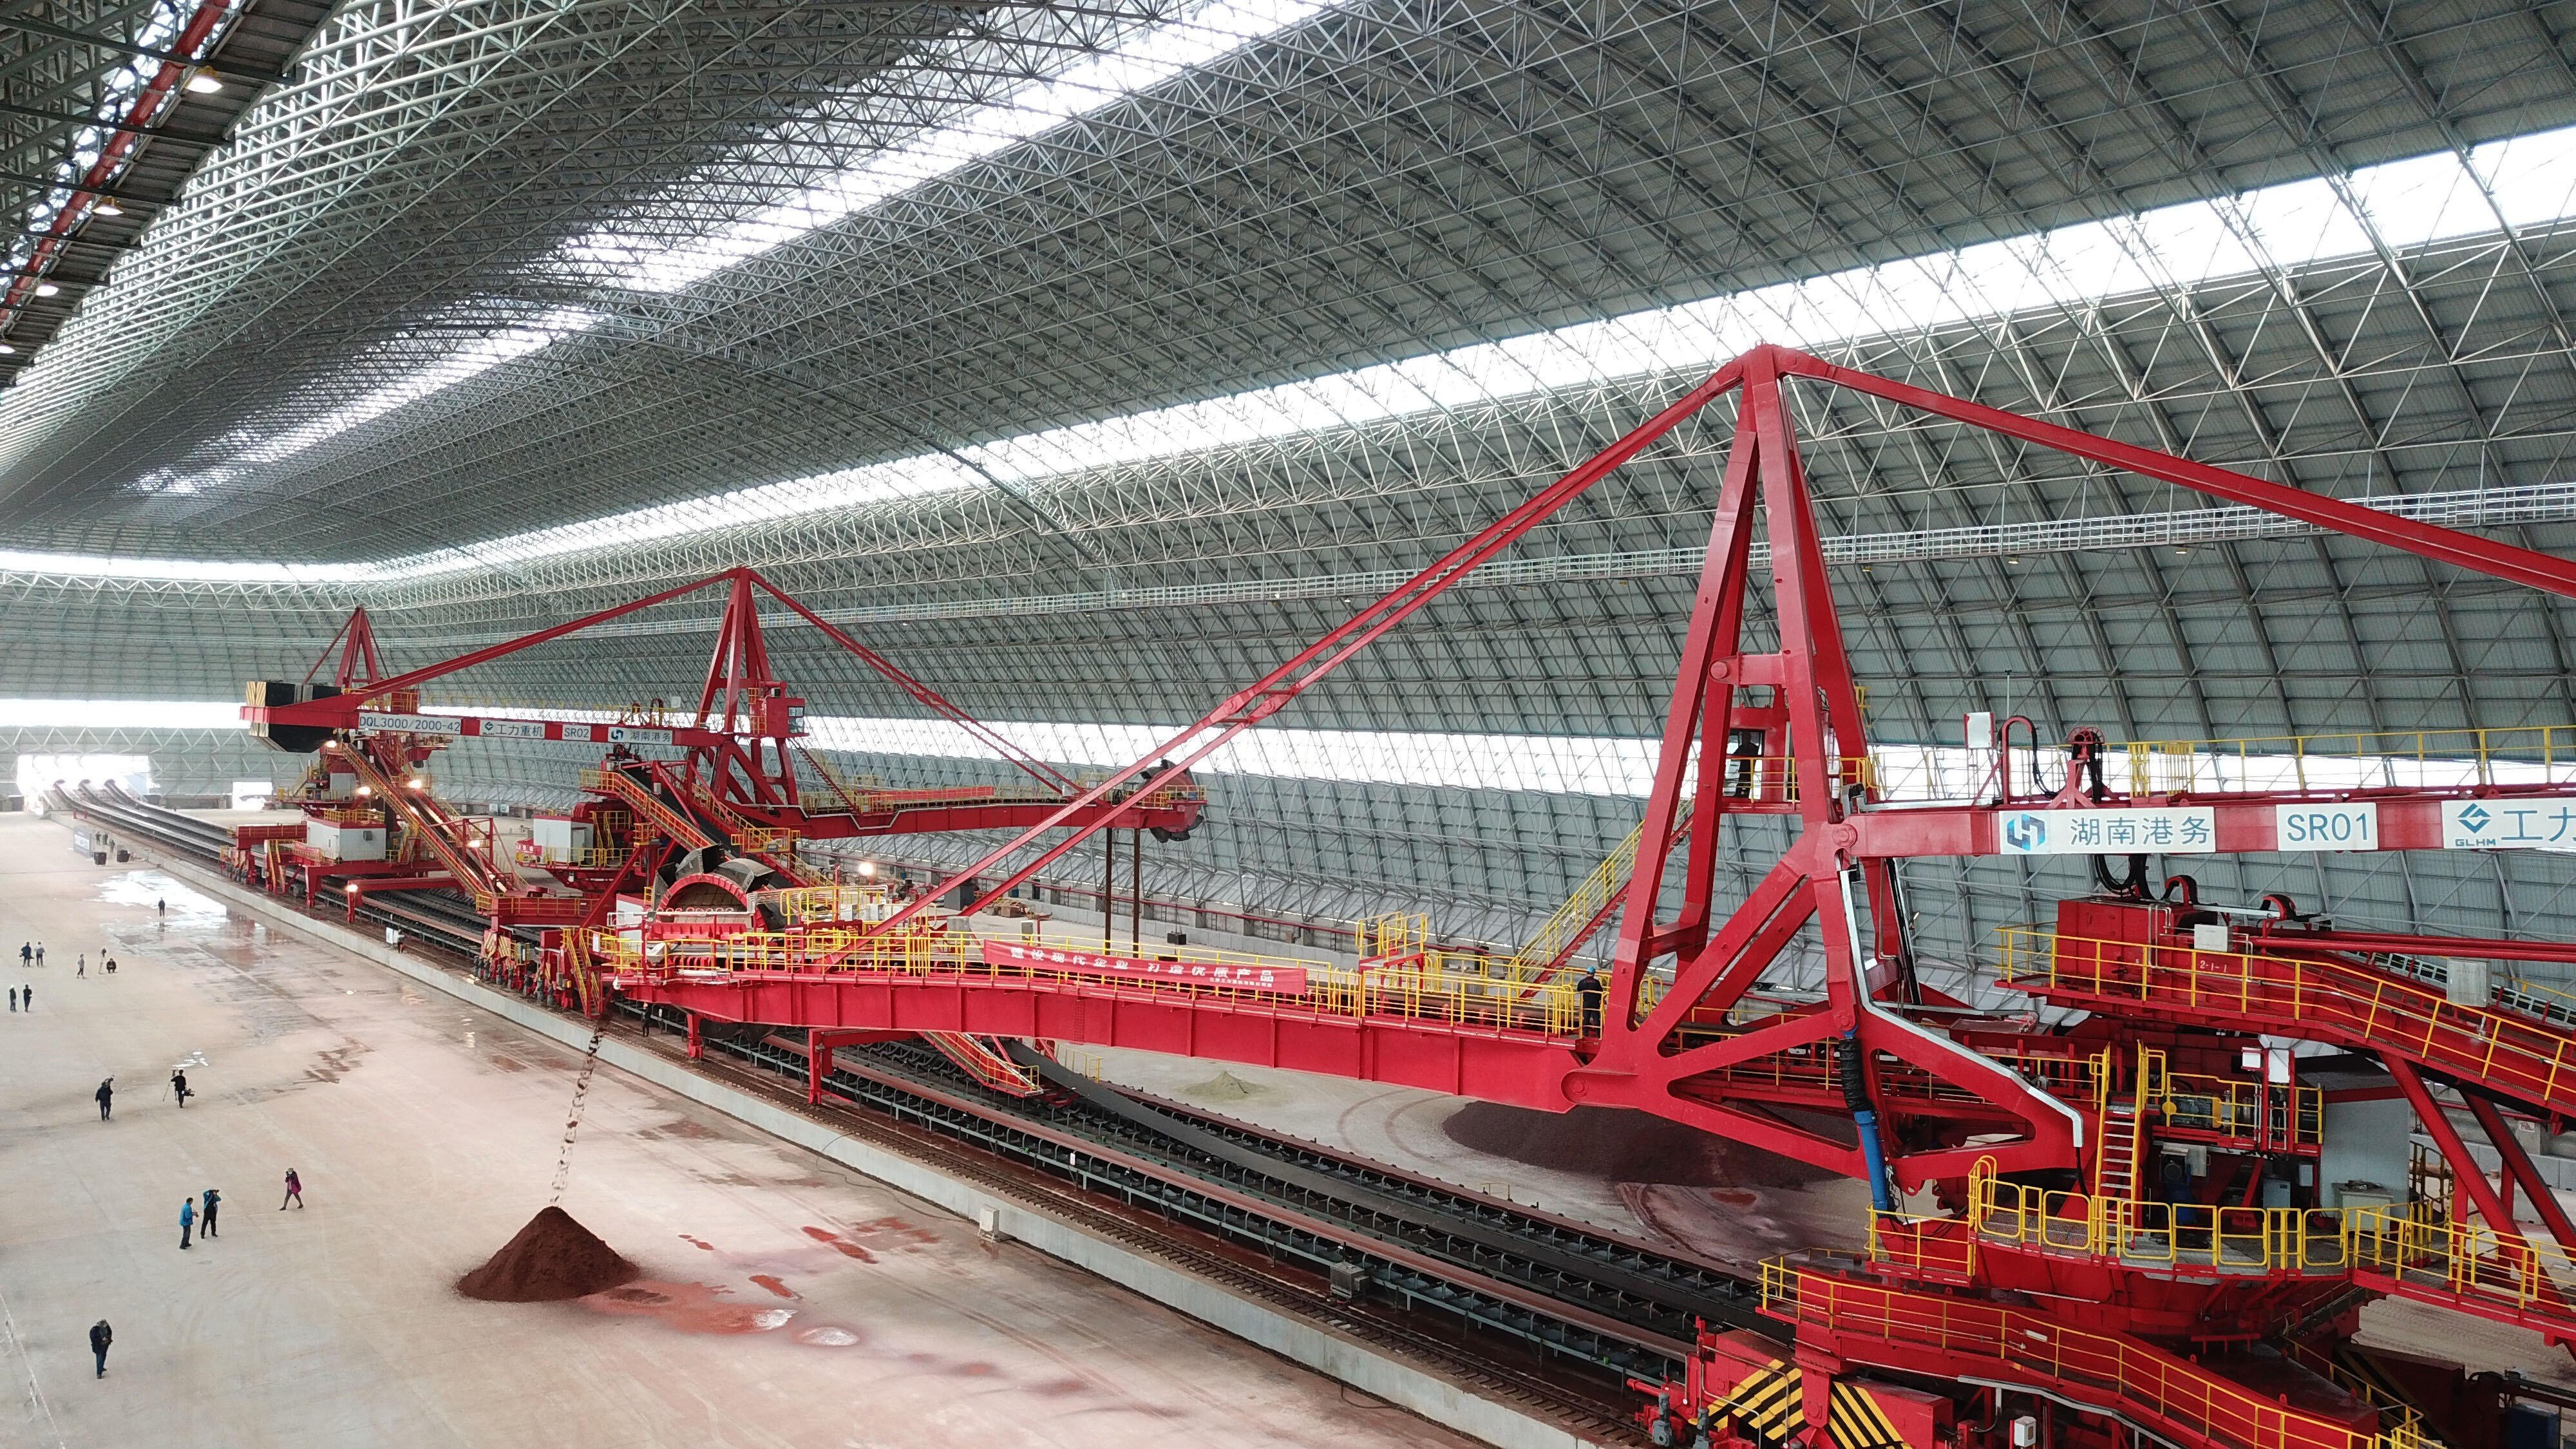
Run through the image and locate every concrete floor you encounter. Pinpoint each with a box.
[0,815,1482,1449]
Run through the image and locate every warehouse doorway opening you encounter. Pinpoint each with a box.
[16,753,153,809]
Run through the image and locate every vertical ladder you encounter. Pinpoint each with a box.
[2090,1046,2159,1204]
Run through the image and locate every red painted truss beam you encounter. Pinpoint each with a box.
[683,343,2576,1193]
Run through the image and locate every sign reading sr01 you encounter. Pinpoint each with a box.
[2272,802,2378,851]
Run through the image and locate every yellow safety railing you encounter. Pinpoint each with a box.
[1866,1211,1976,1280]
[1705,753,1877,805]
[1504,804,1696,978]
[2161,1070,2323,1146]
[1356,913,1429,960]
[305,805,381,828]
[1973,1179,2354,1273]
[2000,925,2576,1110]
[1762,1261,2416,1449]
[764,884,897,925]
[512,842,629,869]
[594,925,1585,1037]
[2117,724,2576,797]
[732,824,799,855]
[2347,1204,2576,1321]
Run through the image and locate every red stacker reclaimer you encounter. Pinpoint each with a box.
[240,570,1207,1088]
[594,345,2576,1448]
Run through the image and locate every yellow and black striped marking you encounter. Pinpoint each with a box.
[1825,1380,1912,1448]
[1713,1358,1800,1444]
[1710,1359,1919,1448]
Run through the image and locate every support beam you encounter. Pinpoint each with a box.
[2388,1058,2529,1245]
[2464,1093,2576,1255]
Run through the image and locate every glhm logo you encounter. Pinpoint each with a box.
[2003,813,2047,851]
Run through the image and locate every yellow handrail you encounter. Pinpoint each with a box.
[2116,724,2576,797]
[1972,1178,2354,1273]
[2347,1203,2576,1318]
[1763,1260,2420,1449]
[594,925,1585,1037]
[2000,924,2576,1109]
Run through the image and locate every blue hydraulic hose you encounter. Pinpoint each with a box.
[1841,1028,1896,1213]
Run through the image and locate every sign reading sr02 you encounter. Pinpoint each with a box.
[2272,802,2378,851]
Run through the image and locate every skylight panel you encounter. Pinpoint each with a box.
[560,0,1349,296]
[50,120,2576,583]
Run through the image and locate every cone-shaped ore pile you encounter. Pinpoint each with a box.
[458,1206,641,1302]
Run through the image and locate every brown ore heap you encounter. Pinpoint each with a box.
[458,1206,642,1302]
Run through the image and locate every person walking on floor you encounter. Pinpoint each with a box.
[88,1320,110,1378]
[200,1188,220,1239]
[20,983,29,1012]
[104,955,115,975]
[7,986,14,1012]
[169,1069,189,1108]
[280,1168,302,1209]
[76,954,84,978]
[178,1197,194,1249]
[95,1078,111,1121]
[16,942,26,966]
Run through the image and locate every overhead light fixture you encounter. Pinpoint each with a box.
[185,70,222,95]
[92,196,122,217]
[354,784,372,797]
[857,861,877,878]
[0,345,16,355]
[32,283,57,297]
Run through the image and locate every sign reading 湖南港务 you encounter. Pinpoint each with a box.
[1995,806,2219,855]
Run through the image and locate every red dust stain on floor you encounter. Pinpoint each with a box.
[842,1216,940,1252]
[800,1225,876,1262]
[750,1274,795,1298]
[678,1235,716,1251]
[578,1281,797,1336]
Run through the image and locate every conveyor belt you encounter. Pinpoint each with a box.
[52,784,514,958]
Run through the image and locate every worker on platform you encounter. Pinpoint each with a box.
[281,1168,303,1209]
[169,1069,191,1108]
[1575,969,1604,1036]
[88,1320,110,1378]
[177,1197,194,1250]
[95,1078,112,1121]
[200,1187,220,1239]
